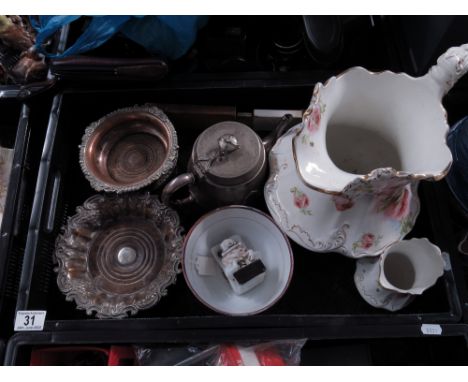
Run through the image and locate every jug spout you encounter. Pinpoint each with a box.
[423,43,468,98]
[378,238,445,295]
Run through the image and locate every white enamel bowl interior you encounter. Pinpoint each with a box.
[183,206,293,316]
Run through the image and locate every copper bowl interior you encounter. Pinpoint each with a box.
[84,111,172,188]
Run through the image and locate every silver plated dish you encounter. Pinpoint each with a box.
[80,104,178,193]
[54,193,184,319]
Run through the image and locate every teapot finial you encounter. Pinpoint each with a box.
[218,134,240,156]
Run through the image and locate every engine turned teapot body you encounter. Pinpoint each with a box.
[163,115,292,208]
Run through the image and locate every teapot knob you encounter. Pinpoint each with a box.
[218,134,240,156]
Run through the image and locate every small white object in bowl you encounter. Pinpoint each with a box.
[183,206,294,316]
[210,234,266,296]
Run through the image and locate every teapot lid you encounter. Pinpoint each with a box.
[193,121,265,186]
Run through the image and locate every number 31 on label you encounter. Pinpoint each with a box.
[14,311,47,331]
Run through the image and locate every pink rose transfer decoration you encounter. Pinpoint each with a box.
[290,187,312,215]
[352,232,382,252]
[360,233,375,249]
[307,104,321,133]
[383,187,411,220]
[332,194,354,211]
[374,184,412,221]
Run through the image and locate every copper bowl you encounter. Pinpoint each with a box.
[80,105,178,193]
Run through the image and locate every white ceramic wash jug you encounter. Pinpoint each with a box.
[265,44,468,257]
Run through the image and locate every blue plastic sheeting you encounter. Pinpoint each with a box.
[32,15,208,60]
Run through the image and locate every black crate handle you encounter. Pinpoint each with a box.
[9,106,30,238]
[44,171,61,234]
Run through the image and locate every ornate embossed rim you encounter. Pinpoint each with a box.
[182,205,294,316]
[265,132,422,258]
[54,193,184,319]
[79,104,179,193]
[291,67,453,195]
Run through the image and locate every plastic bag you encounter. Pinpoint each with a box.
[135,339,307,366]
[121,16,209,59]
[31,15,208,60]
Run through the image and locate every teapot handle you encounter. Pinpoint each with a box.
[424,43,468,98]
[262,114,294,153]
[161,173,195,207]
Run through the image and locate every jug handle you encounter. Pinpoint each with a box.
[424,43,468,98]
[262,114,294,153]
[161,173,195,207]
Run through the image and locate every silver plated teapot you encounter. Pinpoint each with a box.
[162,115,292,208]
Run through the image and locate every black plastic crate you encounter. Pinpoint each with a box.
[51,16,400,84]
[300,330,468,365]
[10,79,464,338]
[0,339,4,365]
[0,98,52,337]
[4,324,468,365]
[427,180,468,324]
